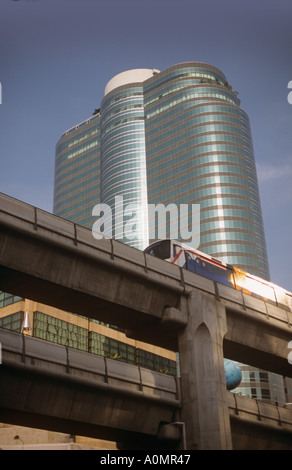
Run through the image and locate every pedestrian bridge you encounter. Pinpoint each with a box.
[0,192,292,449]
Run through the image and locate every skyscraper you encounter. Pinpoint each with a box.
[143,63,270,280]
[54,62,270,280]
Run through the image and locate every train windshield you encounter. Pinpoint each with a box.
[144,240,171,260]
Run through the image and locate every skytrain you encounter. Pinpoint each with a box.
[144,239,292,312]
[144,239,292,391]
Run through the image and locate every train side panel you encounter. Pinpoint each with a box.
[145,240,292,312]
[171,248,232,287]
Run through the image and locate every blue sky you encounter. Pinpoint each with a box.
[0,0,292,290]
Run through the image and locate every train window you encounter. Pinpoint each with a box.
[173,244,182,257]
[144,240,171,260]
[173,244,186,266]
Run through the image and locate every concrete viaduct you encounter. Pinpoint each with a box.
[0,192,292,450]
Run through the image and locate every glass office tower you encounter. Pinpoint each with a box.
[55,62,269,280]
[143,62,269,280]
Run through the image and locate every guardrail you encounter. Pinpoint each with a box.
[1,192,292,327]
[228,392,292,433]
[0,328,179,404]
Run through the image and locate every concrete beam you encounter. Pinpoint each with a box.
[0,204,185,349]
[224,305,292,377]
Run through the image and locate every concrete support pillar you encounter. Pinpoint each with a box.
[178,290,232,450]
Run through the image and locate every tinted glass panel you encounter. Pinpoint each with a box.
[144,240,171,259]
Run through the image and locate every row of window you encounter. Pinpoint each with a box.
[102,102,144,126]
[102,129,145,152]
[149,133,249,163]
[150,175,249,199]
[143,67,226,96]
[146,83,199,108]
[149,179,256,202]
[101,124,146,151]
[242,371,269,382]
[54,178,100,212]
[102,166,147,193]
[101,89,143,112]
[102,153,146,177]
[148,196,258,218]
[0,310,23,329]
[146,103,249,133]
[147,143,253,176]
[201,241,258,255]
[102,115,145,137]
[0,292,22,309]
[234,387,271,401]
[149,165,248,190]
[201,218,254,231]
[54,191,98,219]
[200,231,257,245]
[147,121,250,151]
[57,127,100,155]
[102,154,146,183]
[67,128,99,149]
[55,151,100,180]
[199,207,255,222]
[144,74,228,109]
[65,139,99,161]
[56,149,100,178]
[147,152,248,179]
[102,178,147,203]
[0,311,176,376]
[157,109,249,137]
[58,113,100,142]
[102,140,146,164]
[54,163,100,195]
[102,108,145,131]
[54,170,100,202]
[146,91,238,119]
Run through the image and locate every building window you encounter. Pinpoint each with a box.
[89,331,136,364]
[259,372,269,383]
[249,372,256,381]
[0,311,23,332]
[261,388,271,400]
[136,349,177,376]
[0,292,22,308]
[33,312,88,351]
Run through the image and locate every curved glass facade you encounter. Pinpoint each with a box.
[144,62,270,280]
[53,62,270,280]
[100,84,148,249]
[54,113,101,229]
